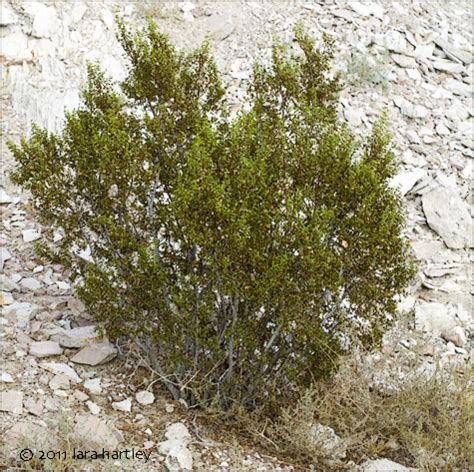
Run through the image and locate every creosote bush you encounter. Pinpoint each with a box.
[9,20,414,409]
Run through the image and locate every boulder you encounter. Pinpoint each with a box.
[70,342,117,366]
[29,341,63,358]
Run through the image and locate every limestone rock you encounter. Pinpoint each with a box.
[1,372,14,383]
[55,325,102,348]
[0,5,18,25]
[441,326,467,347]
[415,301,464,337]
[74,414,123,450]
[308,423,346,460]
[22,229,41,243]
[360,458,415,471]
[70,342,117,366]
[136,390,155,405]
[41,362,81,383]
[32,4,59,38]
[3,302,42,329]
[422,187,473,249]
[157,422,193,471]
[29,341,63,358]
[0,390,23,414]
[112,398,132,412]
[4,421,56,449]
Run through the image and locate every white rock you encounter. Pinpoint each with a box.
[29,341,63,358]
[0,189,14,204]
[4,421,56,449]
[84,378,102,395]
[158,422,193,471]
[136,390,155,405]
[86,400,101,415]
[49,374,70,390]
[361,458,412,471]
[1,372,14,383]
[56,281,70,290]
[444,78,472,96]
[432,60,464,74]
[411,241,444,260]
[41,362,81,383]
[70,342,117,366]
[349,1,384,18]
[415,301,462,337]
[22,229,41,243]
[71,4,87,23]
[112,398,132,412]
[389,169,426,196]
[0,391,23,414]
[308,423,346,459]
[0,291,14,305]
[392,54,417,69]
[74,414,123,450]
[1,31,30,61]
[441,326,467,347]
[101,9,114,29]
[2,301,42,329]
[394,97,429,119]
[422,187,473,249]
[20,277,42,291]
[179,2,196,13]
[32,4,58,38]
[0,247,12,271]
[74,390,89,402]
[0,5,18,25]
[406,68,422,81]
[55,325,102,348]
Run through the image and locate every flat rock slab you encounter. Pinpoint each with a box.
[4,421,57,449]
[422,187,473,249]
[158,422,193,471]
[54,325,102,348]
[41,362,81,383]
[360,458,417,470]
[0,390,23,414]
[70,342,117,366]
[29,341,63,358]
[74,414,123,450]
[415,301,465,337]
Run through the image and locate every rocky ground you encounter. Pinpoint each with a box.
[0,1,472,471]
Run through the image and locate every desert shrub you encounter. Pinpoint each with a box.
[270,357,472,469]
[9,20,414,409]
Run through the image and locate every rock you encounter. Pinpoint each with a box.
[4,421,56,449]
[444,78,472,97]
[74,414,123,450]
[112,398,132,412]
[441,326,467,347]
[0,247,12,271]
[71,4,87,23]
[20,277,42,291]
[24,397,43,416]
[1,372,14,383]
[308,423,346,460]
[0,291,14,305]
[22,229,41,243]
[0,390,23,414]
[136,390,155,405]
[55,325,102,348]
[349,1,384,18]
[432,60,464,74]
[1,31,30,61]
[74,390,89,402]
[411,241,445,260]
[84,378,102,395]
[41,362,81,382]
[86,400,101,415]
[32,4,59,38]
[70,342,117,366]
[0,189,14,204]
[29,341,63,358]
[389,169,426,196]
[422,187,473,249]
[360,458,413,471]
[433,37,473,65]
[49,374,70,390]
[157,422,193,471]
[0,5,18,25]
[394,97,430,119]
[2,302,42,329]
[392,54,417,69]
[415,301,463,337]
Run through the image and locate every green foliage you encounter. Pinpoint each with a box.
[9,20,414,409]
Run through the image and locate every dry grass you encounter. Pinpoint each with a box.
[268,356,473,470]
